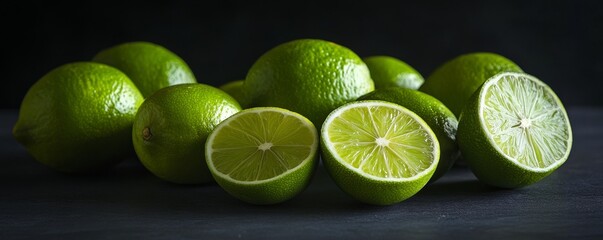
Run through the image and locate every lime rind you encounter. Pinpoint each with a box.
[322,100,440,182]
[478,72,573,172]
[205,107,318,185]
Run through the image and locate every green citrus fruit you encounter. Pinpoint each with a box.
[419,52,523,117]
[13,62,144,173]
[205,107,318,204]
[321,100,439,205]
[92,41,197,97]
[457,72,572,188]
[132,83,241,184]
[219,80,249,108]
[359,88,459,183]
[363,55,424,89]
[244,38,374,128]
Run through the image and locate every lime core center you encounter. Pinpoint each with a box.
[375,137,390,147]
[519,118,532,128]
[258,142,273,151]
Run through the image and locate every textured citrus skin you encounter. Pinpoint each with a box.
[457,74,572,188]
[244,39,374,128]
[212,158,316,204]
[359,88,459,183]
[321,146,435,205]
[219,80,248,108]
[13,62,144,173]
[132,83,241,184]
[321,101,439,205]
[419,52,523,117]
[93,41,197,97]
[206,107,319,205]
[363,56,424,89]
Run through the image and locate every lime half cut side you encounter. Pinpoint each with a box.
[205,107,318,204]
[321,100,439,205]
[457,72,572,188]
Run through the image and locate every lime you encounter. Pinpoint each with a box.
[132,83,241,184]
[457,72,572,188]
[419,52,523,117]
[205,107,318,205]
[244,38,374,128]
[363,55,424,89]
[219,80,249,108]
[321,100,439,205]
[13,62,144,173]
[92,41,197,97]
[359,88,459,182]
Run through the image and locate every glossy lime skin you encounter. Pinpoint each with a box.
[244,39,374,128]
[363,55,424,90]
[219,80,249,108]
[132,83,241,184]
[419,52,523,117]
[93,41,197,97]
[13,62,144,173]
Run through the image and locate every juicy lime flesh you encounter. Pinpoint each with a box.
[326,104,436,178]
[481,74,571,169]
[210,110,316,182]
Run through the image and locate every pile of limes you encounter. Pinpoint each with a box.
[14,39,572,205]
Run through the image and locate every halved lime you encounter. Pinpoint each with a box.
[205,107,319,204]
[457,72,573,188]
[359,88,459,183]
[321,100,440,205]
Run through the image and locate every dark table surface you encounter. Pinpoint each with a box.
[1,108,602,239]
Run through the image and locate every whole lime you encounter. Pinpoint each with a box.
[13,62,144,173]
[92,41,197,97]
[363,55,424,89]
[132,83,241,184]
[419,52,523,117]
[219,80,249,108]
[244,39,374,127]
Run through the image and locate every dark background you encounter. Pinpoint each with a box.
[2,0,602,109]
